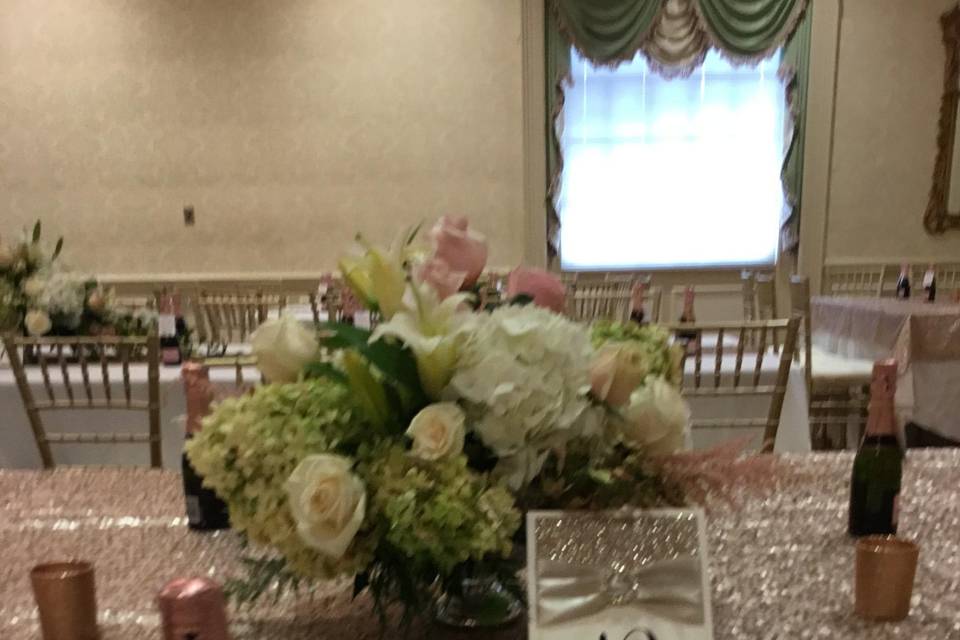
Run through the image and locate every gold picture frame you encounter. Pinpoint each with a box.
[925,6,960,234]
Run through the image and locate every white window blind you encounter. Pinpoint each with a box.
[559,48,786,270]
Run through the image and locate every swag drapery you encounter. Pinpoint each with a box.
[545,0,812,264]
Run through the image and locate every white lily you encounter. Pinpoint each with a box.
[338,226,425,321]
[371,279,471,399]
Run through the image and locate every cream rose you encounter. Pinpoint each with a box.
[590,343,649,407]
[406,403,466,460]
[24,309,52,336]
[620,377,690,455]
[21,276,46,298]
[285,454,366,559]
[250,314,319,383]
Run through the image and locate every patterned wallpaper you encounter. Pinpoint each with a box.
[0,0,525,274]
[826,0,960,261]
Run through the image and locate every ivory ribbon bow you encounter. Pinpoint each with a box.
[536,557,704,626]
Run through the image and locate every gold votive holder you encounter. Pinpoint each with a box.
[30,561,99,640]
[854,536,919,621]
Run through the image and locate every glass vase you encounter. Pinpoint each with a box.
[433,575,523,629]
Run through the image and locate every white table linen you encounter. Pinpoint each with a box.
[811,296,960,440]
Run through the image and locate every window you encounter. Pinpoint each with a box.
[559,49,786,270]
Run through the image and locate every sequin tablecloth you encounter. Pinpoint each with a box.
[2,452,960,639]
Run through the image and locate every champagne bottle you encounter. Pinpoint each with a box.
[895,264,911,299]
[181,362,230,531]
[922,264,936,302]
[159,290,185,366]
[848,359,903,537]
[629,281,648,325]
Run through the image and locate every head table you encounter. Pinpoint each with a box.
[811,296,960,442]
[1,451,958,639]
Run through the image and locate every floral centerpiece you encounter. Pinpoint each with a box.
[186,217,692,627]
[0,221,154,337]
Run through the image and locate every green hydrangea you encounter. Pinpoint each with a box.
[186,379,372,579]
[187,378,520,587]
[361,444,520,575]
[590,321,684,387]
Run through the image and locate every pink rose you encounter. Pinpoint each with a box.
[430,216,488,287]
[415,257,467,301]
[506,267,567,314]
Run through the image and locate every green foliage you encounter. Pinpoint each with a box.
[302,361,349,385]
[518,438,686,512]
[316,321,429,441]
[226,555,304,608]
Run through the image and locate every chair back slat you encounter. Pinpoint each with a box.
[714,328,724,388]
[693,335,702,388]
[662,318,800,453]
[120,342,132,406]
[56,344,74,406]
[1,334,162,468]
[734,326,746,387]
[37,350,56,403]
[99,345,112,403]
[146,335,161,467]
[753,324,767,387]
[77,345,93,404]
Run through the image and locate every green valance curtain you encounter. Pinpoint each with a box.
[545,0,812,263]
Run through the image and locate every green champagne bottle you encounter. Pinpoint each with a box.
[848,359,903,537]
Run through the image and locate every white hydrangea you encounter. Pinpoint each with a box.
[36,270,88,328]
[446,305,595,487]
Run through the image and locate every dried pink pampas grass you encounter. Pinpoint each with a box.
[656,437,779,507]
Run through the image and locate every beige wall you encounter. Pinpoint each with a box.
[823,0,960,264]
[1,0,525,275]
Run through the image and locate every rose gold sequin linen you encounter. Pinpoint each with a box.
[2,453,960,639]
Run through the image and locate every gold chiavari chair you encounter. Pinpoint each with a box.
[663,318,800,453]
[823,265,886,298]
[909,263,960,301]
[198,354,263,389]
[281,289,322,325]
[790,276,870,449]
[611,274,663,322]
[643,286,664,323]
[935,264,960,299]
[477,271,509,309]
[2,333,162,468]
[194,290,286,353]
[567,278,635,323]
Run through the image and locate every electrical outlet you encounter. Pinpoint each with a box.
[183,205,195,226]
